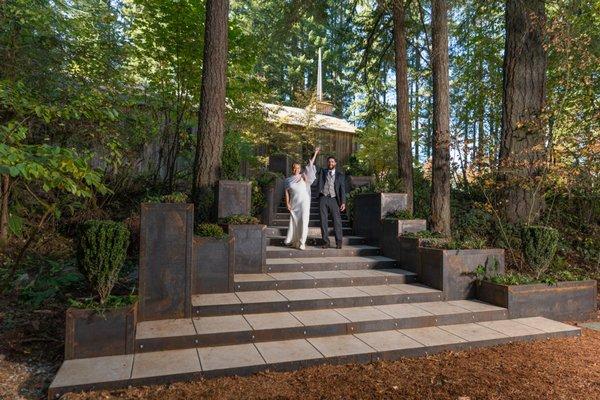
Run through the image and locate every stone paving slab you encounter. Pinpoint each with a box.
[255,339,323,365]
[439,323,508,342]
[399,326,467,347]
[192,315,252,335]
[136,318,196,340]
[243,312,303,330]
[477,319,545,337]
[512,317,581,334]
[50,318,581,398]
[334,306,394,323]
[291,309,350,326]
[355,330,423,352]
[354,285,405,296]
[197,343,264,373]
[375,303,433,319]
[279,288,331,301]
[131,348,201,380]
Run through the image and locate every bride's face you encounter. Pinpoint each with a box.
[292,163,301,175]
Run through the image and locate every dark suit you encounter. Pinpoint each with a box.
[316,168,346,246]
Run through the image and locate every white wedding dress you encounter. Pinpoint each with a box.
[284,162,317,248]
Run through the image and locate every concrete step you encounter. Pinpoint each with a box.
[49,317,581,398]
[133,300,509,353]
[234,268,415,291]
[271,219,351,228]
[266,244,380,259]
[275,212,349,220]
[191,283,441,316]
[264,255,397,273]
[267,235,366,246]
[277,207,335,214]
[266,226,353,237]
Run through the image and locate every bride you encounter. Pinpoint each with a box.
[284,147,320,250]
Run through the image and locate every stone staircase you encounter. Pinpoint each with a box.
[48,192,582,398]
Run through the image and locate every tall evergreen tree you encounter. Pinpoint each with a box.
[499,0,548,224]
[392,0,414,212]
[192,0,230,220]
[430,0,451,236]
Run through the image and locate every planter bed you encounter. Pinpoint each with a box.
[419,247,505,300]
[352,193,408,244]
[192,236,235,294]
[224,224,267,274]
[139,202,193,321]
[380,221,428,273]
[65,302,137,360]
[477,279,597,321]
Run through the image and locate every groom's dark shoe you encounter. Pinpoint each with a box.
[321,243,330,249]
[336,244,342,249]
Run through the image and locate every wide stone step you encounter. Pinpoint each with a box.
[267,235,366,246]
[266,244,380,259]
[277,207,338,214]
[133,300,509,353]
[234,268,415,291]
[275,212,349,221]
[271,219,351,228]
[191,283,441,316]
[49,317,581,398]
[264,255,397,273]
[266,226,353,237]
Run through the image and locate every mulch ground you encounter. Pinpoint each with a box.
[44,328,598,400]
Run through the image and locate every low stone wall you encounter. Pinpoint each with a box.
[477,279,597,321]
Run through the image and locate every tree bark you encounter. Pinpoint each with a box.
[430,0,451,236]
[414,37,421,162]
[499,0,547,224]
[0,175,9,243]
[192,0,230,221]
[392,0,414,213]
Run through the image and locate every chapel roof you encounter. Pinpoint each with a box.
[262,103,356,134]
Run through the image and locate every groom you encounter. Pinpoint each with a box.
[316,154,346,249]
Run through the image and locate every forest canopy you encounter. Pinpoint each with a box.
[0,0,599,301]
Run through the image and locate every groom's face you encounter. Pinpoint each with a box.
[327,157,336,170]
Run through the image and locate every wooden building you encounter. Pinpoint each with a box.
[262,101,357,167]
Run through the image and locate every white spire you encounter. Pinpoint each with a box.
[317,47,323,101]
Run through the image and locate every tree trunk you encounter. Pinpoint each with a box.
[430,0,451,236]
[392,0,414,213]
[499,0,547,224]
[0,175,9,243]
[414,38,421,162]
[192,0,230,221]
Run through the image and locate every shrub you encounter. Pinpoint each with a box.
[220,214,260,225]
[255,171,283,188]
[77,220,130,305]
[402,230,445,239]
[385,209,413,220]
[346,185,373,221]
[195,223,226,239]
[521,225,559,279]
[144,191,188,203]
